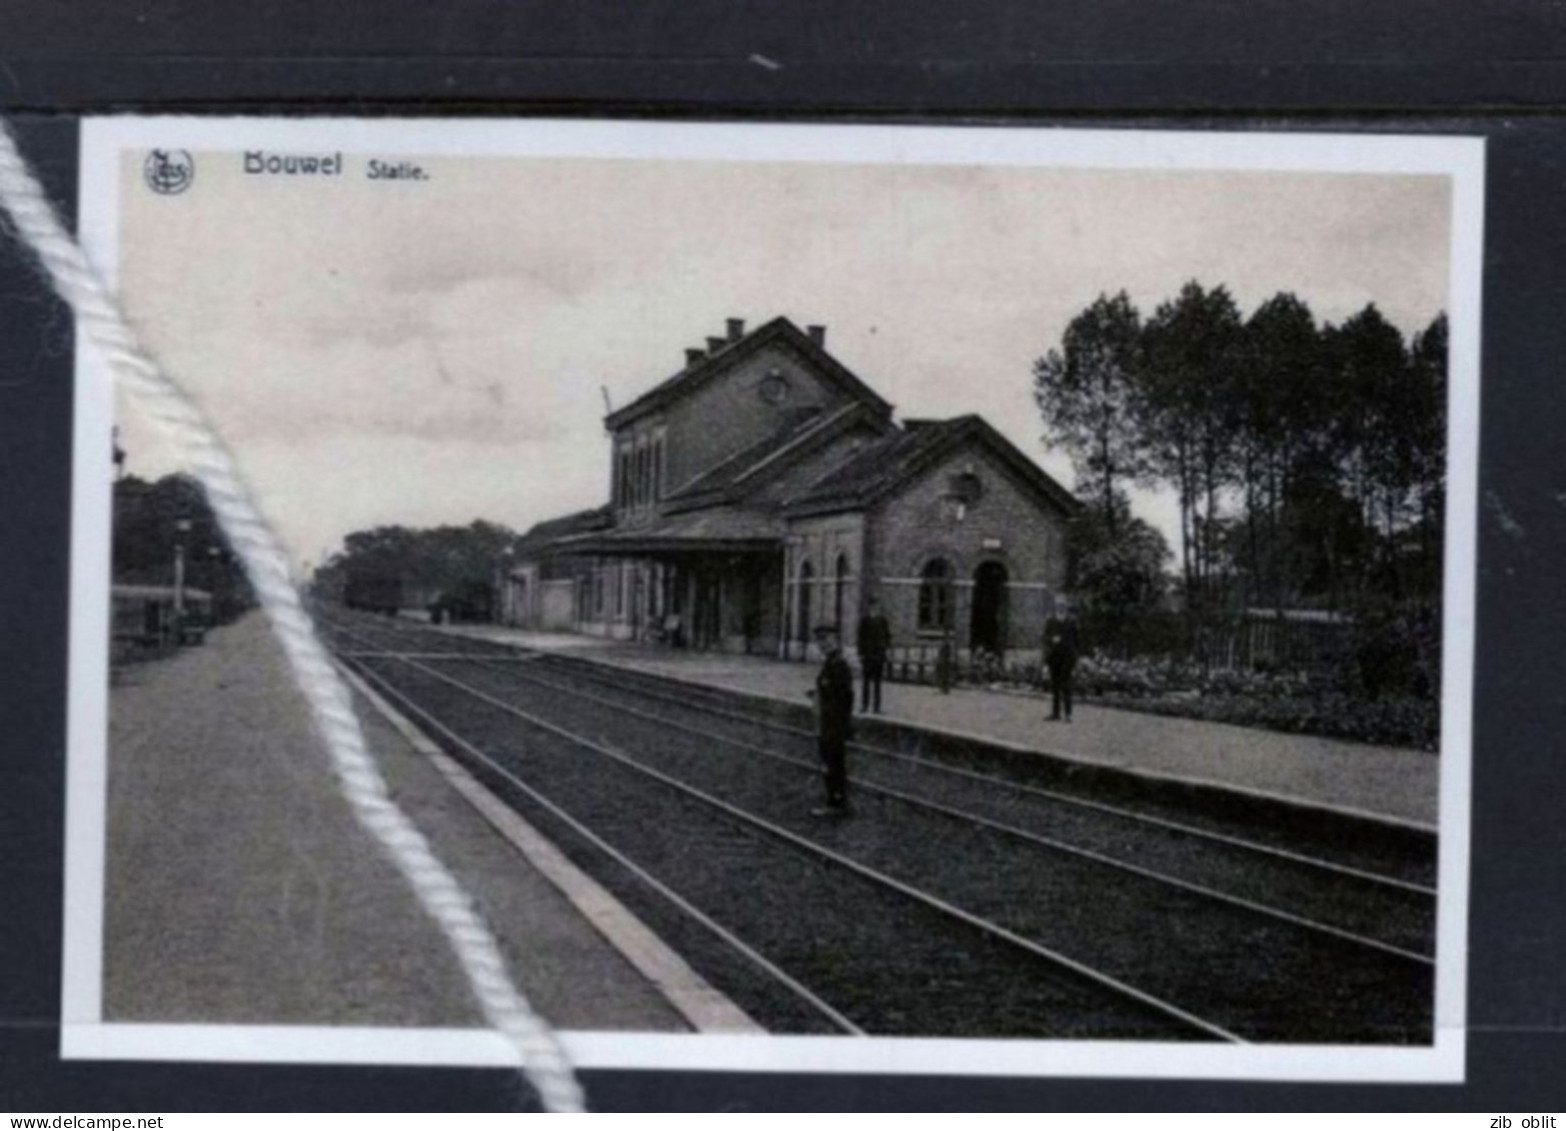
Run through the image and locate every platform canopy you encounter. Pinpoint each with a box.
[551,505,782,557]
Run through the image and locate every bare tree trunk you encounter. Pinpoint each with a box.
[1244,448,1262,610]
[1101,429,1116,541]
[1177,450,1195,617]
[1385,491,1402,601]
[1269,449,1286,617]
[1206,464,1219,611]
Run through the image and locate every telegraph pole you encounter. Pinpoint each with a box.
[173,517,192,621]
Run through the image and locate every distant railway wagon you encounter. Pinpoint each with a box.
[343,571,406,616]
[343,570,474,620]
[429,580,496,625]
[111,583,212,651]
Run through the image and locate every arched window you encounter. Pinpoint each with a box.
[833,553,850,630]
[918,558,953,632]
[797,560,815,641]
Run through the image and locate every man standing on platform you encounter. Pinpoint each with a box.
[855,597,891,714]
[1044,597,1080,722]
[936,626,957,694]
[809,624,855,816]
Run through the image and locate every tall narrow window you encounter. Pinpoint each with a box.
[834,553,849,630]
[797,561,815,642]
[918,558,953,632]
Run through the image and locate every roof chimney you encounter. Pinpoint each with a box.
[726,317,745,342]
[707,336,727,354]
[806,324,826,347]
[685,347,705,367]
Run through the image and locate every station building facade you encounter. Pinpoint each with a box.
[501,316,1080,660]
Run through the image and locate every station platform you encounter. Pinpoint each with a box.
[439,623,1441,829]
[105,612,698,1032]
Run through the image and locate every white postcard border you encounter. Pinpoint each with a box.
[65,115,1484,1081]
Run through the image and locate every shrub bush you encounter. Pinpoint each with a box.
[1089,687,1438,750]
[1071,652,1316,699]
[896,640,1439,749]
[1067,650,1436,749]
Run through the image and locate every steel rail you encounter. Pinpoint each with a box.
[349,642,1246,1044]
[517,645,1438,899]
[414,642,1435,967]
[337,648,867,1037]
[336,650,543,661]
[323,613,1434,897]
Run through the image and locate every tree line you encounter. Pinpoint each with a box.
[311,520,517,619]
[1034,283,1447,621]
[112,473,255,622]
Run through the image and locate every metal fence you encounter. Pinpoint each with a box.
[882,642,1043,689]
[871,610,1358,690]
[1077,608,1355,675]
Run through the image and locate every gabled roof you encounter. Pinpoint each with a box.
[786,415,1082,518]
[511,506,611,558]
[604,316,894,431]
[663,406,828,501]
[663,400,894,513]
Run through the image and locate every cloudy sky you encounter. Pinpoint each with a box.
[111,142,1452,569]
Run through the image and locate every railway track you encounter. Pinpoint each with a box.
[321,612,1435,1043]
[327,618,1223,1041]
[329,615,1436,918]
[448,640,1434,942]
[334,615,1436,888]
[535,649,1440,890]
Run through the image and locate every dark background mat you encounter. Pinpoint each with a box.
[1,2,1564,1111]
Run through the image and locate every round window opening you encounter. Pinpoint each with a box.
[759,372,791,405]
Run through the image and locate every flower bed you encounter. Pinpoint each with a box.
[960,651,1435,750]
[892,647,1438,750]
[1085,686,1438,751]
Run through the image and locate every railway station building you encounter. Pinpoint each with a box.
[501,316,1080,660]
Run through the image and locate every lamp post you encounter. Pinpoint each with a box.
[207,545,223,622]
[497,543,516,625]
[173,517,193,620]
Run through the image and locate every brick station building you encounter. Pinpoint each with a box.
[501,316,1080,661]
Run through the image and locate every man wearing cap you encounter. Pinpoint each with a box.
[1044,596,1080,722]
[809,624,855,816]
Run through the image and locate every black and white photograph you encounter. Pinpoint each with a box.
[62,118,1482,1080]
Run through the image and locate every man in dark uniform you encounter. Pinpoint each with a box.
[855,597,892,714]
[809,624,855,816]
[936,626,956,694]
[1044,597,1080,722]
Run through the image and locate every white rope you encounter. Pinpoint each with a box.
[0,121,585,1113]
